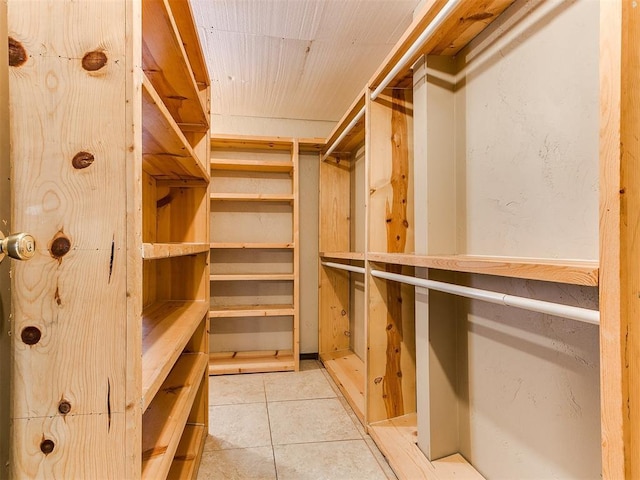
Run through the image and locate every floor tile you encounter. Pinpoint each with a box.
[209,373,265,405]
[197,442,276,480]
[268,398,361,445]
[264,369,337,402]
[208,403,272,450]
[273,440,389,480]
[299,359,322,371]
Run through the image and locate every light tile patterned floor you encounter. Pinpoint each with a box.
[197,359,398,480]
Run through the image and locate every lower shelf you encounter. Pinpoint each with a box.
[209,304,294,318]
[167,424,207,480]
[368,413,485,480]
[320,350,365,424]
[209,350,295,375]
[142,352,208,480]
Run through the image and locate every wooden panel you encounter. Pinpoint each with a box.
[141,0,208,129]
[211,134,295,151]
[292,139,300,371]
[319,267,351,354]
[367,253,599,286]
[7,2,134,476]
[166,424,206,480]
[324,91,366,154]
[321,351,365,424]
[141,353,207,480]
[211,159,294,172]
[211,242,294,249]
[320,251,365,261]
[210,193,294,202]
[369,414,485,480]
[209,350,295,375]
[210,304,295,318]
[319,158,350,252]
[210,273,294,281]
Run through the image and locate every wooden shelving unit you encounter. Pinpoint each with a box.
[209,135,299,374]
[7,0,210,477]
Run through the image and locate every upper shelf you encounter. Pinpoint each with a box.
[212,134,295,151]
[211,242,294,249]
[211,159,294,173]
[367,253,599,287]
[323,92,366,158]
[320,251,365,261]
[370,0,516,90]
[142,0,209,131]
[142,76,208,181]
[210,193,294,203]
[142,243,210,260]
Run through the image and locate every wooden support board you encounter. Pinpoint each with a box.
[209,350,296,375]
[321,351,366,424]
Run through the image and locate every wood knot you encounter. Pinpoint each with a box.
[386,324,393,331]
[58,400,72,415]
[72,151,95,169]
[403,220,409,228]
[8,37,27,67]
[82,50,107,71]
[374,376,383,384]
[467,12,493,21]
[341,309,347,316]
[40,439,55,455]
[50,232,71,259]
[21,326,41,345]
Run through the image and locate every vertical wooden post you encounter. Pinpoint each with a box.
[599,0,640,477]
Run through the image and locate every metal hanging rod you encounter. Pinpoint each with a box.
[321,261,366,275]
[321,107,366,162]
[370,269,600,325]
[370,0,463,101]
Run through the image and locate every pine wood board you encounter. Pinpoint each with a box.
[211,134,295,151]
[141,301,209,411]
[324,90,367,156]
[166,424,206,480]
[367,253,599,286]
[142,242,209,259]
[319,159,350,252]
[209,350,295,375]
[211,159,294,172]
[211,242,294,249]
[209,304,295,318]
[141,0,208,129]
[210,192,294,202]
[321,351,366,424]
[318,266,351,354]
[320,251,365,261]
[368,414,485,480]
[210,273,294,282]
[141,353,208,480]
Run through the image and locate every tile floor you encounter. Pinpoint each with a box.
[197,360,398,480]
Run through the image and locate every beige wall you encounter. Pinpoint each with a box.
[414,0,601,476]
[0,1,11,475]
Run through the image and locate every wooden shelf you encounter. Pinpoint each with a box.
[142,0,208,130]
[320,350,365,424]
[209,273,294,282]
[323,92,366,157]
[210,304,295,318]
[210,193,293,202]
[211,134,295,151]
[142,76,208,181]
[320,251,365,261]
[211,159,294,173]
[368,413,485,480]
[142,300,209,411]
[142,352,208,480]
[367,253,599,287]
[370,0,516,90]
[209,350,295,375]
[211,242,294,249]
[166,424,207,480]
[142,243,209,260]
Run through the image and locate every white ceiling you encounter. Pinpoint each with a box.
[192,0,421,123]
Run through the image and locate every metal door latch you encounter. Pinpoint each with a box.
[0,231,36,263]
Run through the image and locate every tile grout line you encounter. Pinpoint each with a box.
[263,374,279,480]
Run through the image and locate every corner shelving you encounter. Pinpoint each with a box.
[209,135,299,375]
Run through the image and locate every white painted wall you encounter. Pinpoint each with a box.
[414,0,601,476]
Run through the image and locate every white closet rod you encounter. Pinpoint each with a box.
[370,0,463,101]
[321,107,366,161]
[321,261,366,275]
[370,269,600,325]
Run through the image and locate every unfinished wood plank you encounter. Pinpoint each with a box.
[292,139,300,372]
[367,253,599,286]
[321,351,365,424]
[211,242,294,249]
[209,350,295,375]
[319,157,350,252]
[142,242,209,260]
[211,134,295,151]
[211,159,294,173]
[324,90,366,155]
[142,76,208,180]
[142,301,209,411]
[209,273,294,282]
[368,414,485,480]
[318,267,351,355]
[209,304,295,318]
[166,424,206,480]
[210,193,294,202]
[141,0,208,129]
[320,251,365,261]
[141,352,207,480]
